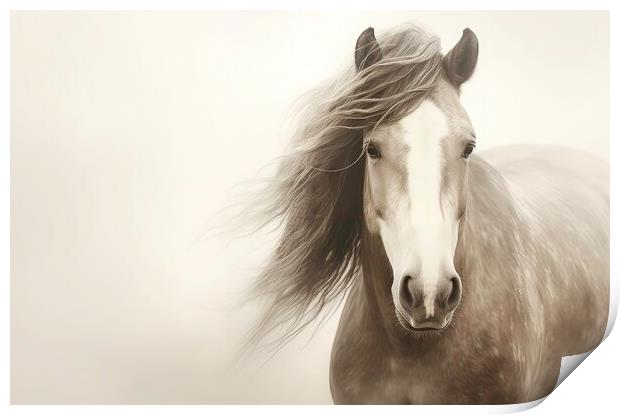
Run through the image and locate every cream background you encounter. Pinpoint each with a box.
[11,11,608,403]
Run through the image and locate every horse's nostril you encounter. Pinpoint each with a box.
[447,276,462,309]
[400,275,425,310]
[399,275,414,308]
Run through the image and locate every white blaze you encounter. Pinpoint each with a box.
[379,99,455,317]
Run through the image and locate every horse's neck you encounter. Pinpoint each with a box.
[358,231,397,334]
[358,157,526,350]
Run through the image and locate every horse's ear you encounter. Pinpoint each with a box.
[443,28,479,87]
[355,27,383,72]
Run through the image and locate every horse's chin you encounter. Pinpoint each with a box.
[395,308,452,333]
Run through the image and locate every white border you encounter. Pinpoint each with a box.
[0,0,617,10]
[2,1,617,414]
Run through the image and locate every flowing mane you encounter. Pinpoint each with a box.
[246,24,444,349]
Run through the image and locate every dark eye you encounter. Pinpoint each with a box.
[367,143,381,159]
[462,142,476,159]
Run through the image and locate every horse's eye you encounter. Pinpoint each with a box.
[367,143,381,159]
[462,142,476,159]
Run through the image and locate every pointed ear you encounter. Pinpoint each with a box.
[443,28,479,87]
[355,27,383,72]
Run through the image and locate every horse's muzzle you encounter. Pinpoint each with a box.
[395,274,462,331]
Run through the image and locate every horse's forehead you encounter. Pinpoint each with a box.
[370,81,473,149]
[399,100,450,148]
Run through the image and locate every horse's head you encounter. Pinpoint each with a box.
[358,27,479,331]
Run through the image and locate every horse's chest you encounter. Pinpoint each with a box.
[331,356,444,403]
[331,344,527,404]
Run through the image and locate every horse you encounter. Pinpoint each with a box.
[245,23,609,404]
